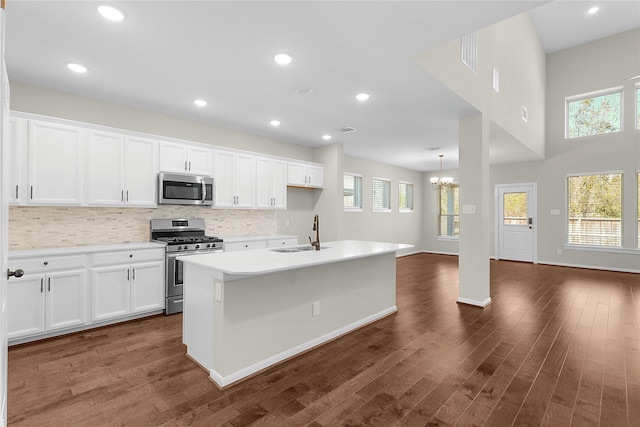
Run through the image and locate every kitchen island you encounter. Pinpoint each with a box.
[180,240,411,388]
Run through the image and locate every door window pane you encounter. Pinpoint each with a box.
[503,192,528,225]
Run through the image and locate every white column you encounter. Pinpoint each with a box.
[457,113,491,307]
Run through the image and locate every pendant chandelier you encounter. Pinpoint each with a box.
[430,154,453,190]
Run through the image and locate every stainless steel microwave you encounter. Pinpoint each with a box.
[158,172,214,206]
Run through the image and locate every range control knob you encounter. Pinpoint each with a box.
[195,245,200,250]
[177,246,183,251]
[206,244,211,248]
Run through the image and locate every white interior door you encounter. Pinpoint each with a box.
[0,6,10,425]
[496,183,537,262]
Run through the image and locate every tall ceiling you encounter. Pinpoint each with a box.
[5,1,639,171]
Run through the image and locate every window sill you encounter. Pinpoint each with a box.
[344,208,363,213]
[372,209,391,213]
[437,236,459,241]
[399,209,414,213]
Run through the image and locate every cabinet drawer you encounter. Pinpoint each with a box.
[267,238,298,248]
[8,254,87,273]
[224,241,268,252]
[92,249,164,266]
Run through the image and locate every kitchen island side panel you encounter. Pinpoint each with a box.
[182,263,217,372]
[218,252,396,378]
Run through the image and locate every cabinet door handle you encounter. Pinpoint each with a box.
[127,268,130,281]
[40,278,43,293]
[188,161,191,171]
[184,160,188,171]
[15,185,18,199]
[132,268,135,280]
[30,186,33,199]
[126,190,129,202]
[121,190,124,202]
[47,277,51,292]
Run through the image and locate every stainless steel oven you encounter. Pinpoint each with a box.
[150,218,223,314]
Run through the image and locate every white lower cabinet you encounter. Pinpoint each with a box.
[7,265,87,340]
[7,244,165,344]
[91,249,164,322]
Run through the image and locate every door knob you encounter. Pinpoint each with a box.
[7,268,24,279]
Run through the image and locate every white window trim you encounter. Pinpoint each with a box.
[565,86,624,139]
[566,170,623,248]
[438,183,459,240]
[372,177,391,213]
[343,172,363,212]
[635,84,640,130]
[399,181,414,213]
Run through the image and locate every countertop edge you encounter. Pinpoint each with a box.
[9,242,166,258]
[181,240,413,279]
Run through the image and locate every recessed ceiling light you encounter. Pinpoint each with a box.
[587,6,599,15]
[322,134,332,141]
[274,53,292,65]
[67,63,88,73]
[98,5,125,21]
[194,99,207,107]
[270,120,281,127]
[356,93,370,102]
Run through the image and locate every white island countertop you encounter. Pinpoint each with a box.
[180,240,412,280]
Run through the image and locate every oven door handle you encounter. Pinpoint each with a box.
[202,181,207,204]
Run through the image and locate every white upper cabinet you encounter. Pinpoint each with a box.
[27,120,85,205]
[159,140,212,176]
[256,157,287,209]
[123,136,158,207]
[213,150,255,208]
[87,131,158,207]
[8,116,27,204]
[287,161,324,188]
[86,130,125,205]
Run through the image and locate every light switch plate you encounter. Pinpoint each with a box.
[462,204,476,215]
[550,209,560,216]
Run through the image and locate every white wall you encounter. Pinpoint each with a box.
[422,29,640,272]
[10,82,314,161]
[415,13,546,159]
[341,156,423,256]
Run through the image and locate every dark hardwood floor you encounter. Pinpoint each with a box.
[7,253,640,426]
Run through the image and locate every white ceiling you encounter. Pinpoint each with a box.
[5,1,639,172]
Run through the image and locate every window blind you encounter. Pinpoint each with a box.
[343,173,362,210]
[399,182,413,211]
[438,184,459,237]
[372,178,390,211]
[567,173,621,246]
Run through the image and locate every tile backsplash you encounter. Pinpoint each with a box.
[9,206,278,250]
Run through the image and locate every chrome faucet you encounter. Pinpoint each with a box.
[308,214,320,250]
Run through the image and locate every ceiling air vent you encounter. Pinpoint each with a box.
[339,127,357,133]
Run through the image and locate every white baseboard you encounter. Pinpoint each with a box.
[536,260,640,274]
[209,305,398,388]
[457,296,492,308]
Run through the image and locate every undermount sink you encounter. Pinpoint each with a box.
[271,246,329,253]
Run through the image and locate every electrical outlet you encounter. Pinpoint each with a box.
[312,301,320,317]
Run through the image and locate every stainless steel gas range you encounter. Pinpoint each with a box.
[150,218,223,315]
